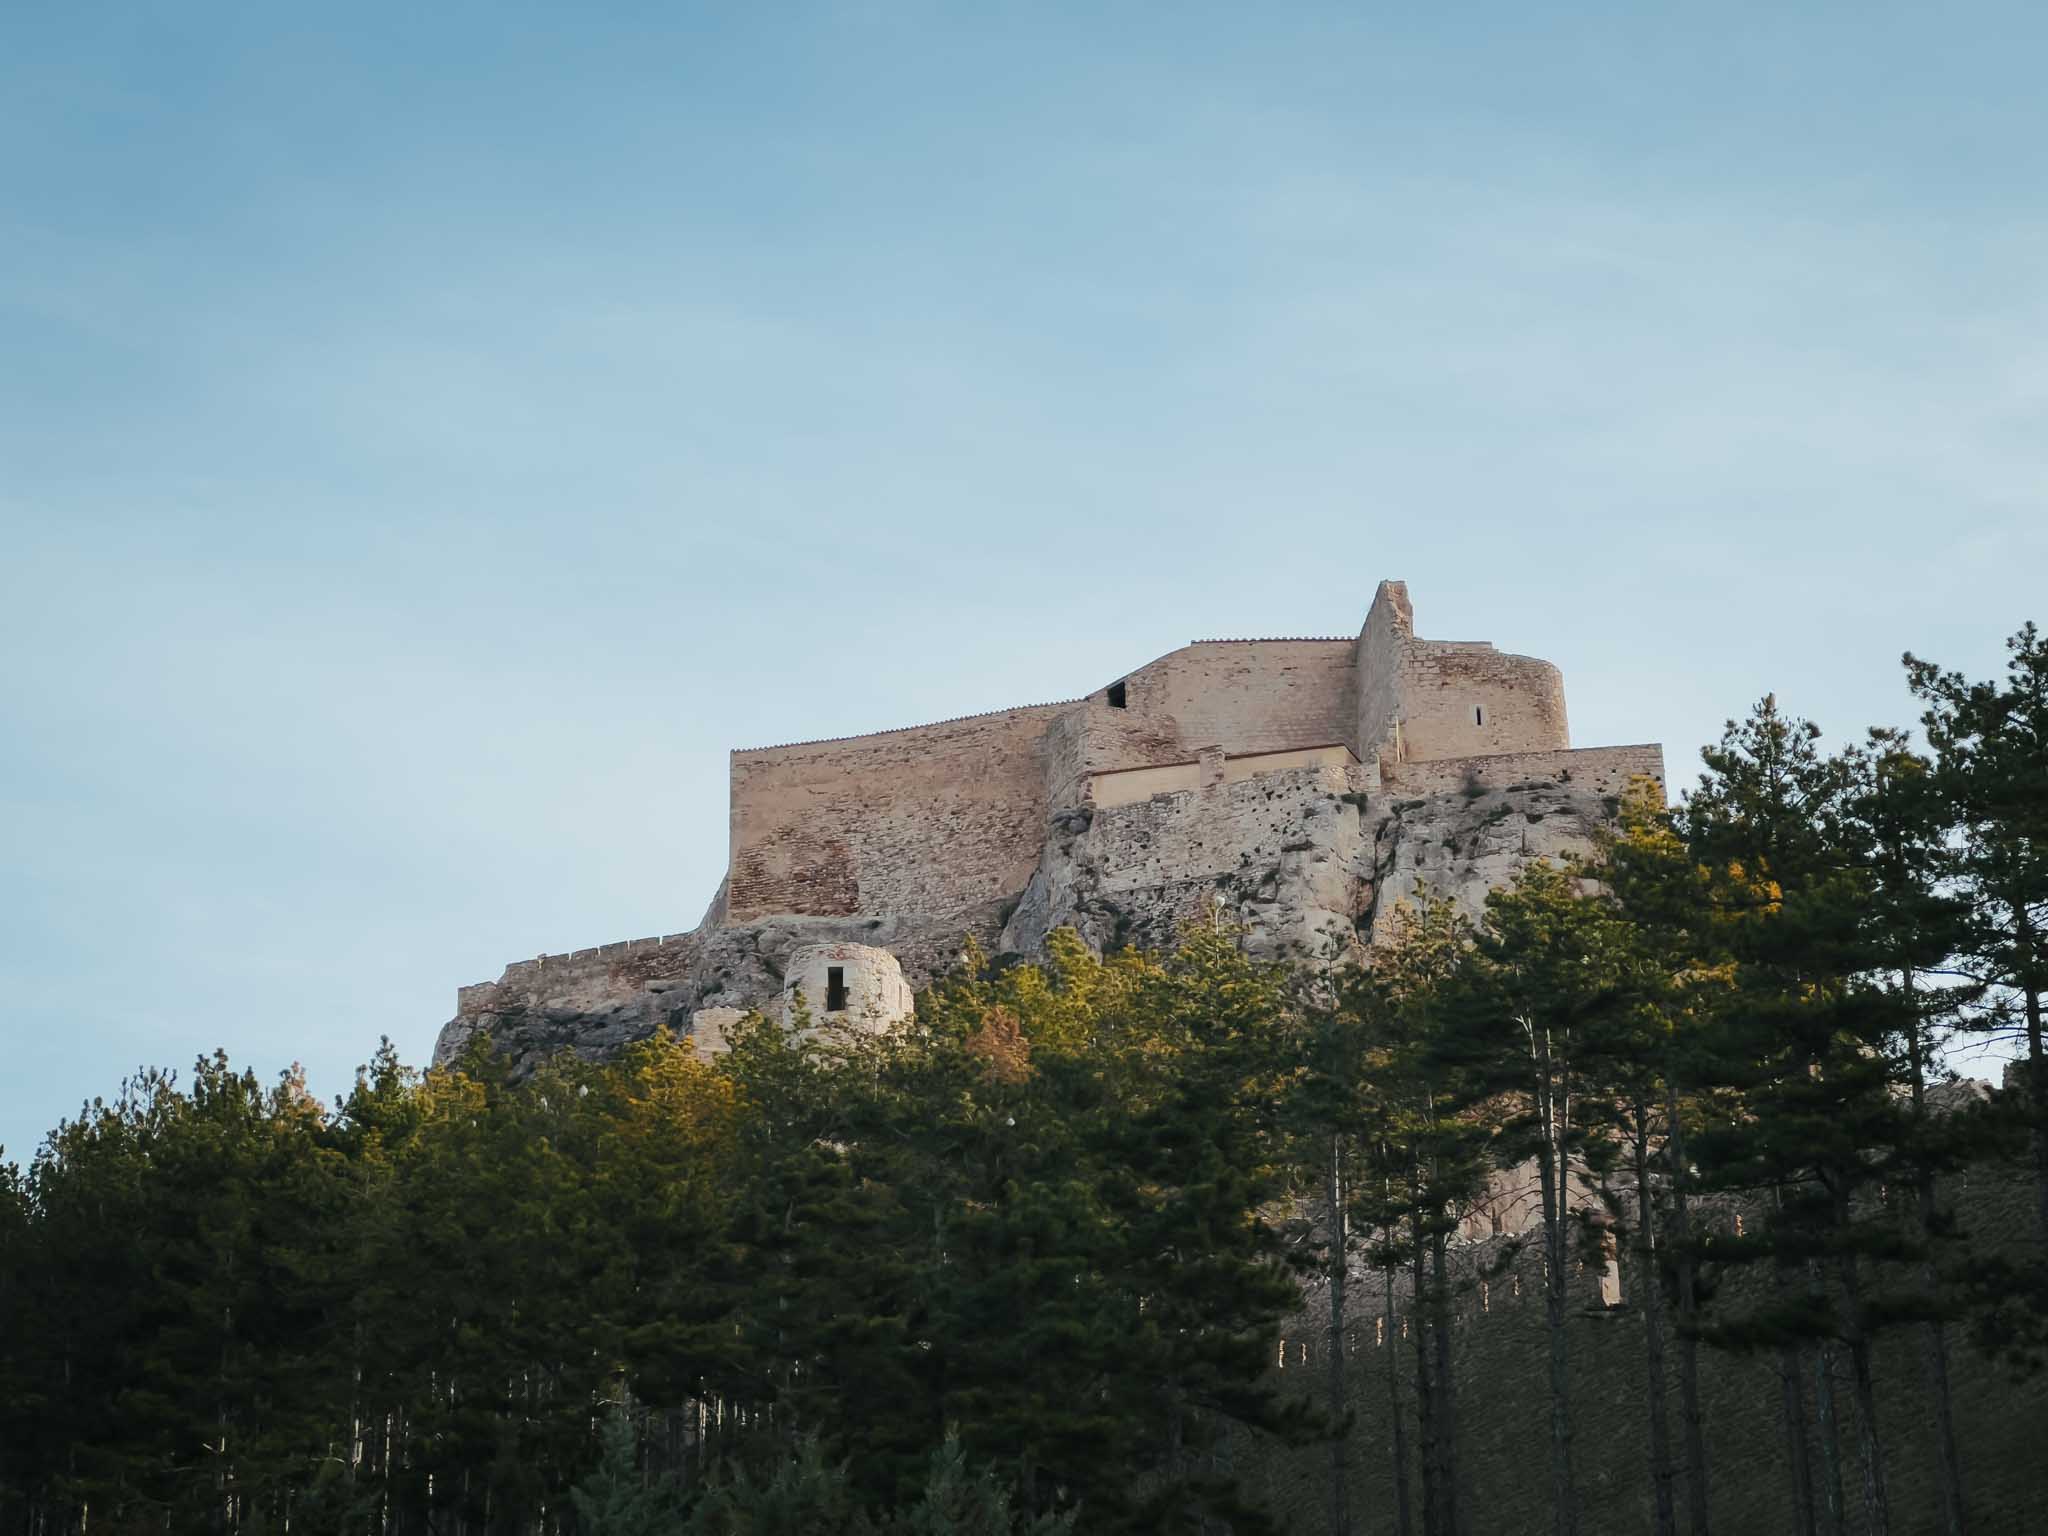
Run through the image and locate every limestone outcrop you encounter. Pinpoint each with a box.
[434,583,1664,1069]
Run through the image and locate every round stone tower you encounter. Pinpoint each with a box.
[781,942,915,1036]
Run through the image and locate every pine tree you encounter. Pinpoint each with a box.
[1843,729,1977,1535]
[1602,779,1727,1536]
[1683,698,1923,1536]
[570,1406,683,1535]
[1372,894,1493,1536]
[1287,947,1400,1536]
[1907,624,2048,1244]
[890,1437,1076,1536]
[685,1435,872,1534]
[1457,862,1639,1536]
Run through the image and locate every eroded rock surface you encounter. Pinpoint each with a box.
[434,757,1651,1071]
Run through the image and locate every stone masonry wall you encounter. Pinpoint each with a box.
[1353,578,1571,765]
[780,941,915,1035]
[452,933,695,1023]
[1076,640,1357,782]
[1397,639,1570,763]
[1042,708,1091,813]
[712,604,1583,926]
[1089,744,1360,809]
[727,705,1065,923]
[1353,579,1413,763]
[1384,743,1667,802]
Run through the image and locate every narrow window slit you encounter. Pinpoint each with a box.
[1475,705,1484,725]
[826,966,847,1012]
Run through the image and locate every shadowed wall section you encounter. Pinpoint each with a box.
[726,706,1066,924]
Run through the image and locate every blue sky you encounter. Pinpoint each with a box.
[3,3,2043,1157]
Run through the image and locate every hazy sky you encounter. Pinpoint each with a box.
[4,3,2043,1158]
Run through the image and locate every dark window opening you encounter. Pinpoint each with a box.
[826,966,848,1012]
[1106,681,1127,709]
[1475,706,1484,725]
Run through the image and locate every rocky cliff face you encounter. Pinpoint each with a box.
[434,748,1654,1071]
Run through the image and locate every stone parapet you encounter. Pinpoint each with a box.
[1382,743,1665,801]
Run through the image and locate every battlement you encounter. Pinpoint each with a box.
[456,933,695,1010]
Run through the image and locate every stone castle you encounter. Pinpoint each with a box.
[430,586,2048,1535]
[435,582,1664,1068]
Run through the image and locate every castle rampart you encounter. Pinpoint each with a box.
[719,582,1598,928]
[1382,742,1666,800]
[1087,743,1360,808]
[1074,638,1360,785]
[443,579,1666,1068]
[726,704,1065,924]
[1354,579,1570,765]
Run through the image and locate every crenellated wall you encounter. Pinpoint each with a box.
[455,932,696,1017]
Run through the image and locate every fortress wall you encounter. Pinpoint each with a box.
[1090,744,1359,810]
[1385,743,1666,801]
[1355,579,1570,766]
[1353,580,1413,760]
[727,706,1064,923]
[1397,640,1570,762]
[1042,709,1090,813]
[1089,758,1203,808]
[1223,743,1358,785]
[453,933,695,1019]
[1078,640,1357,783]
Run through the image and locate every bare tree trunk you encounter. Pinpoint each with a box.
[1325,1138,1351,1536]
[1812,1338,1847,1536]
[1903,979,1968,1535]
[1531,1032,1578,1536]
[216,1295,233,1536]
[2021,942,2048,1243]
[1917,1275,1967,1535]
[1775,1346,1817,1536]
[1429,1226,1461,1536]
[1386,1255,1414,1536]
[1836,1244,1891,1536]
[1633,1119,1678,1536]
[1410,1211,1440,1536]
[1663,1084,1710,1536]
